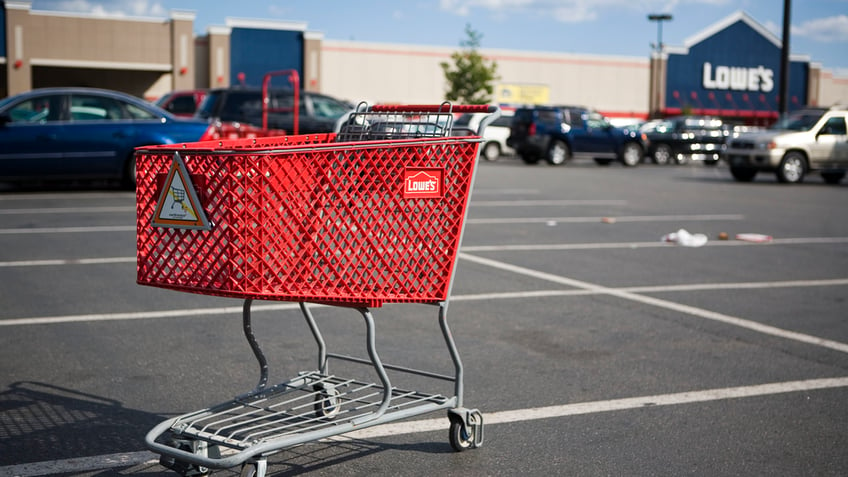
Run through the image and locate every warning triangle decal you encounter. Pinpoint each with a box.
[152,152,211,230]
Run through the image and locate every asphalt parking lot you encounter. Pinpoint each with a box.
[1,159,847,476]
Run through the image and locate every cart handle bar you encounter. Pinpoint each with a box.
[370,104,497,114]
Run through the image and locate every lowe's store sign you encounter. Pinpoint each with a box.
[664,12,808,119]
[702,62,774,93]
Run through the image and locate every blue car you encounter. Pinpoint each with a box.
[0,87,214,187]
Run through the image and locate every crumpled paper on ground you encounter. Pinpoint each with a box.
[661,228,708,247]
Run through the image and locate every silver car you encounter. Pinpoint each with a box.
[725,106,848,184]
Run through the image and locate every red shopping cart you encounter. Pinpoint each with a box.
[137,102,499,477]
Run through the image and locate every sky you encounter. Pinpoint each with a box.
[30,0,848,75]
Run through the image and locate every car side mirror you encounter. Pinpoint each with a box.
[0,112,10,126]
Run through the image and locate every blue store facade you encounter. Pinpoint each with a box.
[652,11,815,125]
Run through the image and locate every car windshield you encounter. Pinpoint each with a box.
[770,110,825,131]
[310,95,351,119]
[454,114,473,126]
[651,120,676,133]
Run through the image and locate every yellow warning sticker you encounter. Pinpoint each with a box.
[151,153,211,230]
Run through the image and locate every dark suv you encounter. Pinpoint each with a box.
[195,87,352,134]
[507,106,648,166]
[642,116,729,165]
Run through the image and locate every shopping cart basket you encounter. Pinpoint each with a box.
[137,102,500,476]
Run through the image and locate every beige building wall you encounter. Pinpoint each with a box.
[321,40,450,105]
[3,2,191,98]
[491,48,649,116]
[169,11,195,93]
[5,1,32,95]
[320,39,649,118]
[206,26,231,89]
[817,70,848,107]
[302,31,323,93]
[194,36,210,89]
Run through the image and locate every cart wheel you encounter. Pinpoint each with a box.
[449,420,476,451]
[159,439,212,477]
[240,460,267,477]
[239,463,257,477]
[313,385,341,419]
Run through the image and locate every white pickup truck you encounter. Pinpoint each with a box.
[725,106,848,184]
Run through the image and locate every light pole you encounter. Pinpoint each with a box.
[648,13,673,52]
[647,14,672,119]
[778,0,791,115]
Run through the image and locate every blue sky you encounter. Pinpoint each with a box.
[31,0,848,74]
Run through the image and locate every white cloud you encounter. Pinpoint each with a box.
[437,0,729,23]
[552,2,597,23]
[792,15,848,42]
[32,0,167,18]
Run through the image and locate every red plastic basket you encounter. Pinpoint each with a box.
[136,127,482,308]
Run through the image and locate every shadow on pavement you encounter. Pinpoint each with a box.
[0,381,453,476]
[0,381,161,467]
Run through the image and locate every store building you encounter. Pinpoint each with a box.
[648,11,842,126]
[2,2,846,124]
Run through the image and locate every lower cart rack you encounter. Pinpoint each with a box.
[146,302,484,477]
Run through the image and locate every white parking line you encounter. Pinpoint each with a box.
[0,257,136,267]
[2,237,846,267]
[459,252,848,354]
[472,188,541,195]
[471,199,627,207]
[462,236,848,252]
[3,278,847,329]
[4,376,847,476]
[0,302,303,326]
[0,193,134,201]
[467,214,744,224]
[0,225,136,235]
[0,206,135,215]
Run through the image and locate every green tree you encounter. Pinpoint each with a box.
[440,24,499,104]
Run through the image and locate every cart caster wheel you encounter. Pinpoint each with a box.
[313,384,341,419]
[159,439,212,476]
[449,420,477,451]
[240,463,256,477]
[448,409,483,452]
[240,460,267,477]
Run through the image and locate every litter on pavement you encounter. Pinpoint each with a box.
[661,229,709,247]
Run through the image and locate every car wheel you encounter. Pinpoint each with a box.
[777,151,806,184]
[730,166,757,182]
[821,171,846,185]
[520,153,540,165]
[546,140,569,165]
[482,142,501,161]
[123,154,137,189]
[652,144,672,165]
[620,143,642,167]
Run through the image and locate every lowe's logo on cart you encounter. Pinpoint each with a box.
[403,168,443,199]
[702,62,774,92]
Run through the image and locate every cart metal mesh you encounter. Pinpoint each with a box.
[334,102,458,142]
[136,128,480,307]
